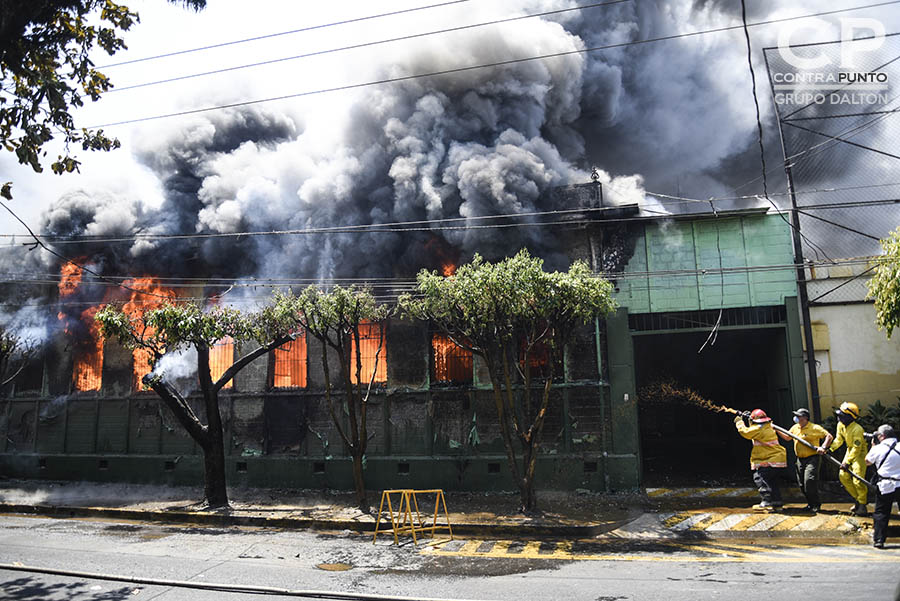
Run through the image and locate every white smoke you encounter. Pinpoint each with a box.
[151,347,199,398]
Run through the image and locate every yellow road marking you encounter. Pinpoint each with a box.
[770,516,810,531]
[647,488,671,497]
[662,513,693,528]
[730,514,771,530]
[669,488,706,498]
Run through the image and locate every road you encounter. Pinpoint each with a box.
[0,514,898,601]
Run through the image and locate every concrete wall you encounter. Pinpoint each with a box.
[809,303,900,414]
[803,258,900,415]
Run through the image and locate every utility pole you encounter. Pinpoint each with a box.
[763,53,821,422]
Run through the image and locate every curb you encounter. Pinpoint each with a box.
[0,503,614,539]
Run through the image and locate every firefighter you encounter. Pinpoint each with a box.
[865,424,900,549]
[829,401,869,516]
[776,408,833,513]
[734,409,787,511]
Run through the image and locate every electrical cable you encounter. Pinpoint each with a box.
[739,0,833,264]
[98,0,477,69]
[106,1,629,94]
[86,1,900,129]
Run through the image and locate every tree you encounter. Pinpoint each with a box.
[868,227,900,338]
[399,250,617,512]
[0,0,206,199]
[96,299,296,509]
[267,286,389,512]
[0,326,37,388]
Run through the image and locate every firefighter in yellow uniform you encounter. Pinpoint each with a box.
[734,409,787,510]
[829,402,869,516]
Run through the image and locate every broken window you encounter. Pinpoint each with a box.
[431,333,472,384]
[519,340,562,380]
[132,348,154,391]
[209,337,234,389]
[350,322,386,384]
[14,358,44,396]
[271,332,308,388]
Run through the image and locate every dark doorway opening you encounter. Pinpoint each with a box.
[635,328,791,487]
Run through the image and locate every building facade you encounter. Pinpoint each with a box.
[0,208,809,491]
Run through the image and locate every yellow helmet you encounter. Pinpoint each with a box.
[836,401,860,420]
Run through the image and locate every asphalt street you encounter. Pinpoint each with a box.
[0,515,898,601]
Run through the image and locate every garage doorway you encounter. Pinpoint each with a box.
[634,328,792,487]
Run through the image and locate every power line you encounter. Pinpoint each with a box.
[107,1,629,94]
[0,195,896,246]
[98,0,477,68]
[87,1,900,129]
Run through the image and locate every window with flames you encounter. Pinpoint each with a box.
[349,322,386,384]
[270,332,308,388]
[208,337,235,389]
[431,333,472,384]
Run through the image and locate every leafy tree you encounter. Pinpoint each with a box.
[0,0,206,199]
[266,286,389,512]
[399,250,617,511]
[97,298,296,509]
[0,326,37,388]
[869,228,900,338]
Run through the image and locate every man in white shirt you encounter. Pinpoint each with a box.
[865,424,900,549]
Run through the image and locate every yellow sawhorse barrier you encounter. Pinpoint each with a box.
[372,489,453,545]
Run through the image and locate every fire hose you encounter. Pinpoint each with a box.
[726,407,875,490]
[769,423,876,490]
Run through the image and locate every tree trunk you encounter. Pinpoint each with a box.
[351,450,368,512]
[521,442,538,512]
[202,433,229,509]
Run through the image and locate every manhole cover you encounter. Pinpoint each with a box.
[316,563,352,571]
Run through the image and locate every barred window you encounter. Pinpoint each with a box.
[72,307,103,392]
[520,340,560,379]
[350,322,386,384]
[431,333,472,384]
[272,332,308,388]
[209,337,234,389]
[72,344,103,392]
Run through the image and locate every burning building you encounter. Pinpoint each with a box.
[0,190,807,491]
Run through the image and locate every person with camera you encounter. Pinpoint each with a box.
[829,402,869,516]
[776,408,833,513]
[865,424,900,549]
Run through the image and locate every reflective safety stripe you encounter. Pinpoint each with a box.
[751,461,787,468]
[752,440,781,446]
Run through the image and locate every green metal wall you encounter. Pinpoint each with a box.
[614,213,797,313]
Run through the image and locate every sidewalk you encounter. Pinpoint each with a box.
[0,480,892,543]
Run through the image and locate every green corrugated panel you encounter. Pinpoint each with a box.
[65,400,96,454]
[646,221,700,312]
[36,399,66,453]
[694,218,751,309]
[97,400,128,453]
[129,400,161,455]
[743,215,797,306]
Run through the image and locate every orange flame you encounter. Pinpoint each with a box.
[441,262,457,277]
[71,306,103,392]
[120,278,177,390]
[432,333,471,382]
[58,261,84,298]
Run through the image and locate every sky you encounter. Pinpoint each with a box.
[1,0,899,296]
